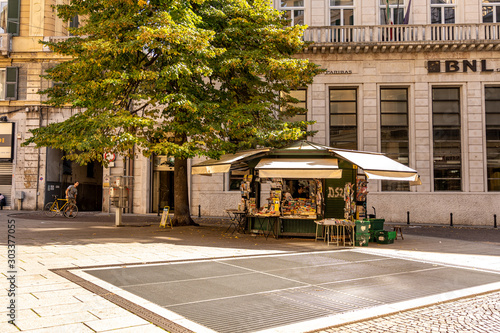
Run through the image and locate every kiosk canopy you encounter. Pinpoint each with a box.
[331,149,419,182]
[255,158,341,179]
[192,149,270,175]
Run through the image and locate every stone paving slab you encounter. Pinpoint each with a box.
[317,290,500,333]
[1,211,499,332]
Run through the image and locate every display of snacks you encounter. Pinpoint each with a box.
[281,198,317,217]
[248,198,257,215]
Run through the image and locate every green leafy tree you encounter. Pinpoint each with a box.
[23,0,322,225]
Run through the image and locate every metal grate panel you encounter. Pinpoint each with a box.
[80,250,500,333]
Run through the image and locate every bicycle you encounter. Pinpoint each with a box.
[44,195,78,218]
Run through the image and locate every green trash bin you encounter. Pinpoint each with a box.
[355,232,370,246]
[355,220,371,233]
[369,218,385,231]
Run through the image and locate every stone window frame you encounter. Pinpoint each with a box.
[329,87,358,150]
[378,0,406,25]
[380,87,410,192]
[278,0,305,26]
[485,86,500,191]
[432,86,462,192]
[329,0,354,26]
[430,0,456,24]
[482,1,500,23]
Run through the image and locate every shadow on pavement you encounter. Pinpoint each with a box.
[5,211,500,256]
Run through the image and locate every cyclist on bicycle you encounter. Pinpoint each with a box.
[65,181,79,217]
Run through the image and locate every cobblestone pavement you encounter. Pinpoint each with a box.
[316,291,500,333]
[1,211,499,332]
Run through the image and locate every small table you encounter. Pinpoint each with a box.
[315,219,337,245]
[333,221,355,247]
[250,214,279,240]
[393,226,404,240]
[315,219,355,247]
[225,209,247,234]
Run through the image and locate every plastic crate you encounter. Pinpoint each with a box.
[376,230,394,244]
[369,218,385,230]
[355,233,369,247]
[355,220,371,233]
[369,229,383,242]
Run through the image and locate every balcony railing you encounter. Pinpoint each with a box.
[42,36,72,52]
[303,23,500,53]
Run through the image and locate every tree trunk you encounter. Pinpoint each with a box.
[172,157,197,226]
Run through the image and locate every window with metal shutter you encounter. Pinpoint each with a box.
[5,66,17,100]
[0,162,12,206]
[6,0,19,35]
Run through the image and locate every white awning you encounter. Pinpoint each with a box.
[255,158,342,179]
[191,149,270,175]
[363,171,420,182]
[331,149,420,182]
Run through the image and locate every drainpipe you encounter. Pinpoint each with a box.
[128,147,134,213]
[35,106,42,210]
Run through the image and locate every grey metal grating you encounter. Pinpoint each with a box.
[271,286,384,311]
[78,250,500,333]
[168,292,332,333]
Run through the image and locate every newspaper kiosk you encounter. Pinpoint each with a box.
[192,141,420,240]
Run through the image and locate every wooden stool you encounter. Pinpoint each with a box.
[393,226,404,240]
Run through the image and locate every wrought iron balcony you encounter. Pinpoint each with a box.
[302,23,500,53]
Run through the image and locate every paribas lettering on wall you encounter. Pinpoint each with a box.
[324,70,352,75]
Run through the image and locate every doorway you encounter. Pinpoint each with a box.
[153,171,174,213]
[152,155,175,213]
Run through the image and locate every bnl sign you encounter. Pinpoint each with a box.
[427,60,496,73]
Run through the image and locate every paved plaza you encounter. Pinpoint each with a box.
[1,210,499,332]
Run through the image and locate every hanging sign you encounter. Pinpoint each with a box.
[0,122,14,160]
[104,152,116,162]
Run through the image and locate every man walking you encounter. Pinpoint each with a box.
[65,181,79,217]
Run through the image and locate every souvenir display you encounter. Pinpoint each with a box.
[356,177,368,219]
[343,182,355,220]
[238,174,253,211]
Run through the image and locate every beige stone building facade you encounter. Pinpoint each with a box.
[192,0,500,226]
[4,0,500,226]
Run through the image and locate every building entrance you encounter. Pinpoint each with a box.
[45,148,103,211]
[152,156,175,213]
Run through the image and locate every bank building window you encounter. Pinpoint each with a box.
[380,88,409,191]
[330,0,354,26]
[430,0,455,24]
[432,87,462,191]
[279,0,304,26]
[379,0,405,25]
[483,1,500,23]
[280,89,307,123]
[485,87,500,191]
[329,88,357,150]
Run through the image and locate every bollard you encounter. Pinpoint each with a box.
[407,211,410,225]
[495,214,497,228]
[198,205,201,218]
[450,213,453,227]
